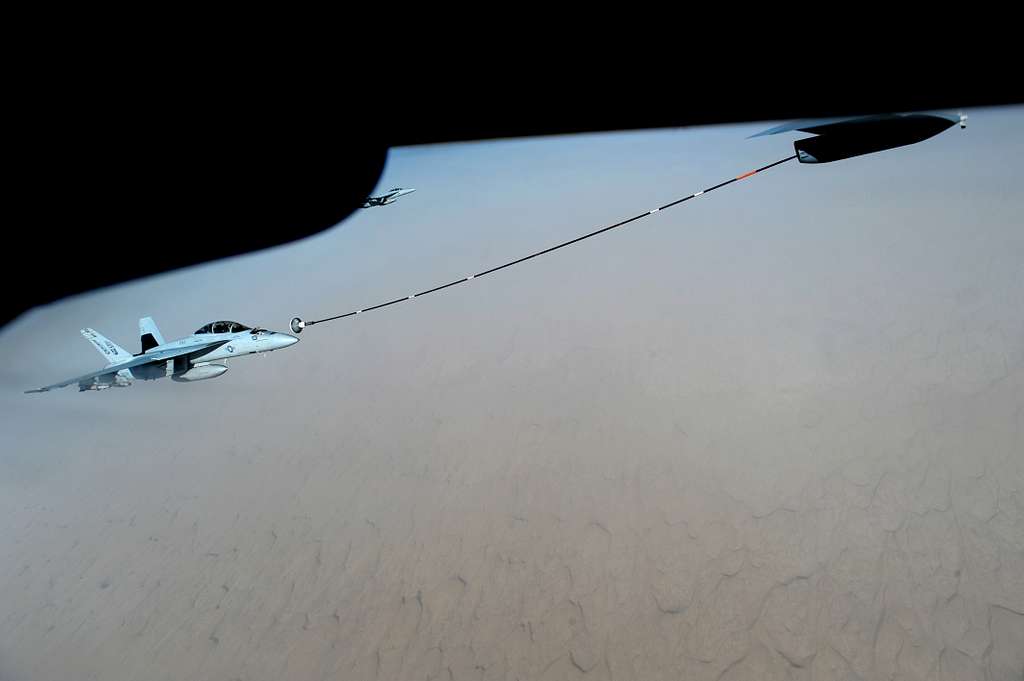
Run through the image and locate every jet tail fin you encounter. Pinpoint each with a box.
[139,317,165,352]
[81,328,133,366]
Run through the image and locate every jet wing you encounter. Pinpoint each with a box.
[748,117,854,138]
[748,112,960,139]
[25,340,228,393]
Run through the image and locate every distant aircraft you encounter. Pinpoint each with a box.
[362,187,416,208]
[751,111,966,163]
[25,317,299,393]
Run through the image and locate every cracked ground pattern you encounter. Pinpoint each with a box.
[2,121,1023,680]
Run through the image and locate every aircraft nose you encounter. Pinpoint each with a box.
[275,333,299,349]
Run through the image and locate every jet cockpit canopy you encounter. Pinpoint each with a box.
[195,321,251,334]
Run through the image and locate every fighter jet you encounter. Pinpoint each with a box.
[25,317,299,393]
[362,187,416,208]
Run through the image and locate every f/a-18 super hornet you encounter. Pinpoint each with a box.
[361,187,416,208]
[25,317,299,393]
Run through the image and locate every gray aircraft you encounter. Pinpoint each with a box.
[25,317,299,393]
[362,187,416,208]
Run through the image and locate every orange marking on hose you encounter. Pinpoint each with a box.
[736,169,757,180]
